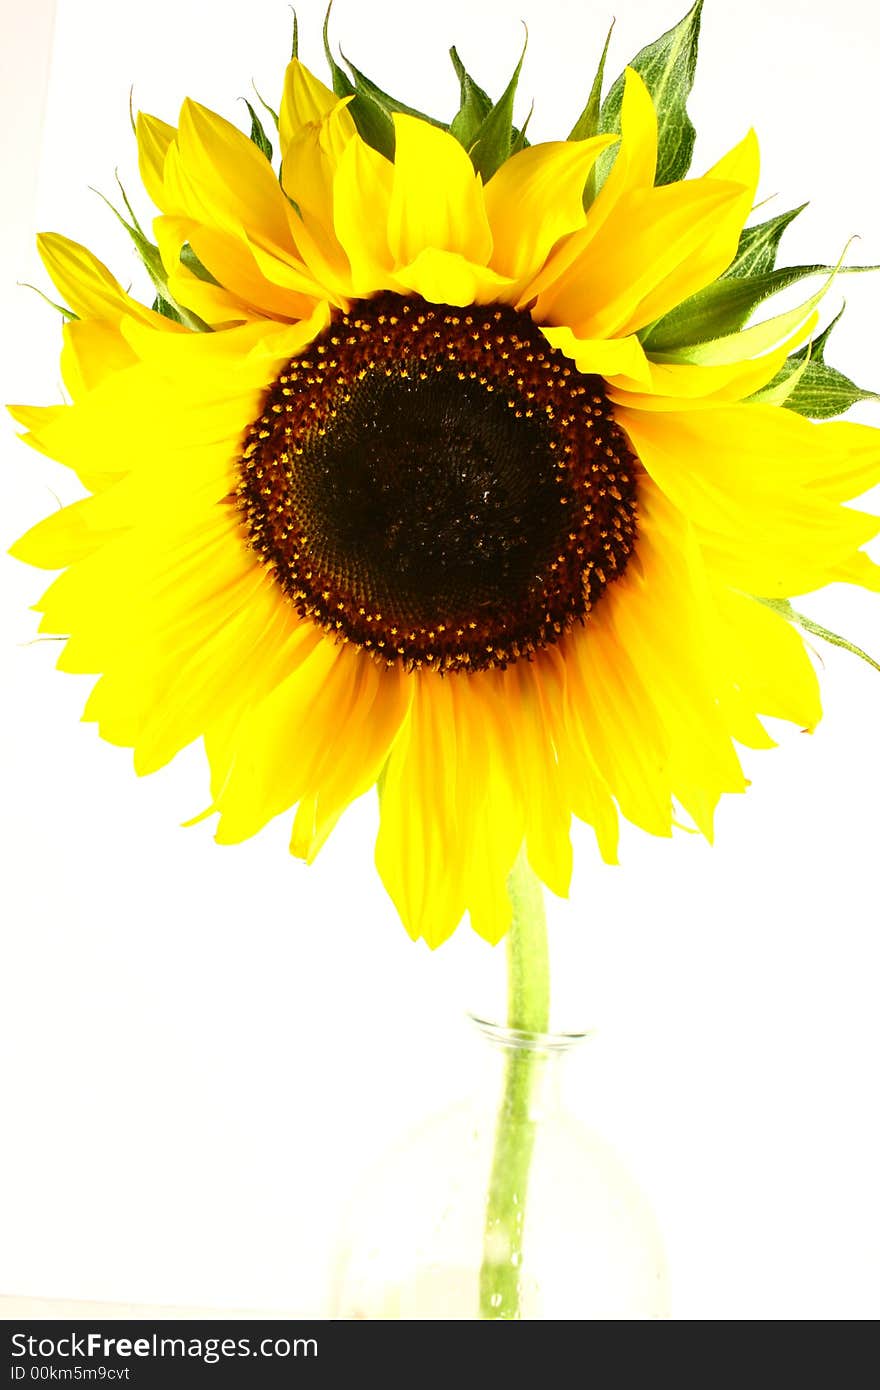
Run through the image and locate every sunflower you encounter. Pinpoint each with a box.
[10,30,880,949]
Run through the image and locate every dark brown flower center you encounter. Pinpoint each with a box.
[236,293,639,672]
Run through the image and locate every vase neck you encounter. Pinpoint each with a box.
[467,1014,589,1118]
[469,1014,590,1055]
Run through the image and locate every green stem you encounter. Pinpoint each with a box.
[478,845,550,1320]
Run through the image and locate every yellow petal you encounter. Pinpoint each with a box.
[151,215,257,326]
[606,315,817,410]
[617,402,880,596]
[451,675,523,945]
[133,574,303,775]
[11,361,254,492]
[60,319,138,397]
[535,177,751,338]
[379,671,524,947]
[520,67,656,308]
[279,59,355,152]
[175,99,299,256]
[375,676,466,947]
[7,404,69,463]
[388,248,513,307]
[291,662,413,864]
[10,497,126,569]
[333,134,394,294]
[387,114,492,269]
[156,214,321,320]
[614,129,758,334]
[708,586,822,744]
[84,561,305,752]
[563,617,674,838]
[120,300,330,383]
[211,634,349,842]
[136,111,176,210]
[597,66,658,207]
[604,480,747,837]
[804,420,880,502]
[540,325,652,384]
[484,135,617,282]
[36,233,173,328]
[705,126,760,188]
[506,658,573,899]
[280,104,357,294]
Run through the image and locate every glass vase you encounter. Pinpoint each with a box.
[330,1016,669,1319]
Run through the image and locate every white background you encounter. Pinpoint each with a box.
[2,0,879,1319]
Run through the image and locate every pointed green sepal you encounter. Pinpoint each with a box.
[569,20,615,141]
[781,358,879,418]
[756,597,880,676]
[792,303,845,364]
[290,7,298,59]
[724,203,807,279]
[242,98,273,162]
[467,31,527,181]
[449,46,493,149]
[252,83,279,130]
[321,5,388,153]
[150,294,185,325]
[752,348,880,419]
[511,103,534,155]
[321,7,355,99]
[322,3,446,160]
[646,259,847,366]
[643,252,876,353]
[91,179,211,333]
[179,243,221,286]
[18,283,78,321]
[746,341,814,408]
[595,0,703,190]
[568,20,614,207]
[341,51,446,131]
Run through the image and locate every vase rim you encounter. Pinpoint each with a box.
[467,1014,592,1053]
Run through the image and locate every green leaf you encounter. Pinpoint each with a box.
[322,7,355,99]
[180,243,221,285]
[449,46,493,149]
[756,355,880,419]
[468,31,527,181]
[510,103,533,155]
[290,6,298,59]
[252,83,279,130]
[650,263,843,367]
[745,341,814,408]
[111,171,148,238]
[595,0,703,190]
[569,20,614,141]
[341,51,447,130]
[568,20,615,207]
[341,89,394,160]
[643,258,875,352]
[18,283,78,321]
[791,303,844,364]
[151,294,184,325]
[322,28,392,159]
[242,98,273,162]
[91,181,211,332]
[755,597,880,676]
[322,3,444,161]
[448,47,529,157]
[785,358,880,418]
[721,203,807,280]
